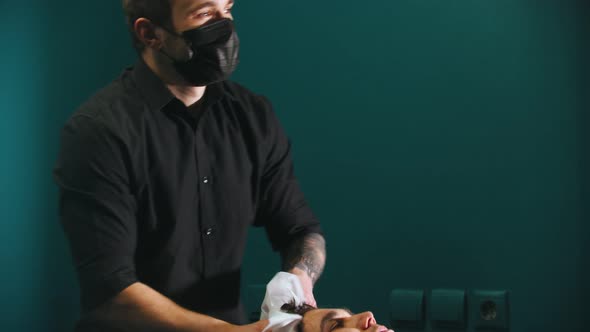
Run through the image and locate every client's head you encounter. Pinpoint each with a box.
[281,301,393,332]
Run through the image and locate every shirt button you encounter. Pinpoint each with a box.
[205,228,214,236]
[202,176,210,184]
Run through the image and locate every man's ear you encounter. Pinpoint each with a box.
[134,18,162,49]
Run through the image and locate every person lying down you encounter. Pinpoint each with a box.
[260,273,394,332]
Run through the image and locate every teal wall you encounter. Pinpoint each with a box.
[578,3,590,330]
[1,1,587,331]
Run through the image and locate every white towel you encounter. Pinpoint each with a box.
[260,272,306,332]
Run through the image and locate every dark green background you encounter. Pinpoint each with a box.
[0,1,587,331]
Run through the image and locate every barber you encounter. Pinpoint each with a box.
[53,0,326,331]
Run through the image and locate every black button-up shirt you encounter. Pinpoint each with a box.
[53,60,321,325]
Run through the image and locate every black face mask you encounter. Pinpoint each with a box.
[160,18,240,86]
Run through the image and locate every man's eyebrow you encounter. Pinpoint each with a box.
[320,311,340,332]
[184,0,234,13]
[184,1,216,13]
[320,309,353,332]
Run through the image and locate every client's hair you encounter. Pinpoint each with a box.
[280,300,317,332]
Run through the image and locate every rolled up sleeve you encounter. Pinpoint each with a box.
[254,98,323,251]
[53,114,138,312]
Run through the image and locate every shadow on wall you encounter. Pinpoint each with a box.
[39,2,137,331]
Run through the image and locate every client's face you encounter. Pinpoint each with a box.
[301,308,393,332]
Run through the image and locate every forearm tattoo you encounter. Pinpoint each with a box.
[281,233,326,284]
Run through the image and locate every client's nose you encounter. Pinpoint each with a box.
[356,312,377,330]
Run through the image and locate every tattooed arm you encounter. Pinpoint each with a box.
[281,233,326,306]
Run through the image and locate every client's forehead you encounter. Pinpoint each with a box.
[306,308,353,319]
[302,308,354,332]
[324,308,354,317]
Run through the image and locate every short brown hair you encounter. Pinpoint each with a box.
[122,0,172,52]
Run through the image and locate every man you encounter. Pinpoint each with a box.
[53,0,326,331]
[258,272,395,332]
[280,303,394,332]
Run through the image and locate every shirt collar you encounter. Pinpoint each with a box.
[131,59,234,112]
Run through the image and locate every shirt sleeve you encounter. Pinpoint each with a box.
[53,114,138,312]
[254,97,323,251]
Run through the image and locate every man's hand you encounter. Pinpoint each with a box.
[87,282,270,332]
[281,233,326,307]
[289,267,317,307]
